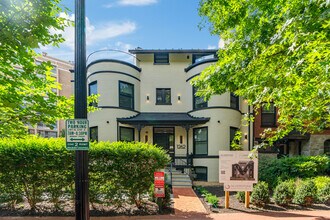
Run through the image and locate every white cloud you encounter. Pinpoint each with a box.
[50,13,136,50]
[104,0,157,8]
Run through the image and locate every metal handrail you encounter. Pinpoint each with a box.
[86,49,140,65]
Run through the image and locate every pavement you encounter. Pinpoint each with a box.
[0,187,329,220]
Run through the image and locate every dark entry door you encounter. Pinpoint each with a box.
[153,127,174,161]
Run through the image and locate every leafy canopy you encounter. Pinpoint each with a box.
[0,0,72,137]
[195,0,330,141]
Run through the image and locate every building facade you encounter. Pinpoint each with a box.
[28,53,73,137]
[87,49,253,182]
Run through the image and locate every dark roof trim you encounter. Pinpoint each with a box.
[188,106,242,114]
[87,71,140,81]
[186,73,201,82]
[97,106,140,114]
[87,59,141,72]
[184,58,218,72]
[129,49,218,54]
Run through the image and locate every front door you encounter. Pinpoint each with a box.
[153,127,174,161]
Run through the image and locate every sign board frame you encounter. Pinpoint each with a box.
[66,119,89,150]
[219,151,258,192]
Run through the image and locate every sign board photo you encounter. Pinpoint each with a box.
[219,151,258,191]
[66,119,89,150]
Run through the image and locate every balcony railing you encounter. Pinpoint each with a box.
[86,49,140,66]
[173,154,193,168]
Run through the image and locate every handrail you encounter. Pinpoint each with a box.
[86,49,141,66]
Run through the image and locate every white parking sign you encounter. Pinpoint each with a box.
[66,119,89,150]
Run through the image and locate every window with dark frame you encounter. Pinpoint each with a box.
[192,53,215,64]
[193,127,208,155]
[193,86,207,109]
[120,127,134,142]
[90,126,98,142]
[194,167,207,181]
[261,103,276,127]
[230,92,239,110]
[119,81,134,109]
[230,127,239,150]
[156,88,171,105]
[154,53,169,64]
[324,140,330,156]
[88,81,98,107]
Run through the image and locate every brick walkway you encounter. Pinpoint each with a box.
[172,187,207,215]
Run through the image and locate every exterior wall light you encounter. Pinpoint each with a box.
[146,95,149,101]
[178,95,181,101]
[244,134,248,140]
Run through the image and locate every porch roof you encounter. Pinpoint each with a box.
[117,112,210,126]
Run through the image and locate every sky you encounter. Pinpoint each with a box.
[41,0,220,62]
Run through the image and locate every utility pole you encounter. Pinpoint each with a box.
[74,0,89,219]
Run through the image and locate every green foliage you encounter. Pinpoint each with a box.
[313,176,330,204]
[205,194,219,208]
[293,180,317,206]
[149,184,172,210]
[0,137,170,210]
[0,0,74,137]
[273,180,295,206]
[251,182,270,207]
[236,191,245,203]
[230,130,243,151]
[196,0,330,142]
[259,155,330,189]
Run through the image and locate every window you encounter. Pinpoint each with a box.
[90,126,98,142]
[193,127,208,155]
[261,103,276,127]
[324,140,330,156]
[230,92,239,110]
[193,86,207,109]
[156,88,171,105]
[154,53,169,64]
[192,53,215,64]
[230,127,239,150]
[120,127,134,142]
[89,81,98,107]
[194,167,208,181]
[119,81,134,109]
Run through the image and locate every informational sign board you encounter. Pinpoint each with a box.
[219,151,258,191]
[154,171,165,198]
[66,119,89,150]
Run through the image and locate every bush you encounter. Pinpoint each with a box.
[273,180,295,206]
[205,194,219,208]
[236,191,245,203]
[0,137,170,210]
[293,180,317,206]
[259,155,330,189]
[251,182,270,207]
[313,176,330,204]
[149,184,172,211]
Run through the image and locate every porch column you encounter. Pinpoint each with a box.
[134,124,144,142]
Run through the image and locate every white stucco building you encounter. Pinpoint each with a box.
[87,49,253,182]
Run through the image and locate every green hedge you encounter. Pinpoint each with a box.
[0,137,170,210]
[259,155,330,189]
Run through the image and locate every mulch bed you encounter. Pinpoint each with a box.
[194,185,330,214]
[0,199,173,216]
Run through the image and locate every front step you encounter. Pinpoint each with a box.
[167,168,192,188]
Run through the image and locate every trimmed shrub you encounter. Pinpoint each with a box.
[251,182,270,207]
[273,180,295,206]
[236,191,245,203]
[0,137,170,210]
[293,180,317,206]
[313,176,330,204]
[259,155,330,189]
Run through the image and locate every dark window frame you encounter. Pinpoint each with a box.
[119,126,135,142]
[229,126,239,150]
[230,92,239,110]
[194,166,208,181]
[193,126,208,155]
[154,53,169,64]
[88,81,98,107]
[324,139,330,156]
[192,53,215,64]
[156,88,172,105]
[119,81,134,110]
[90,126,98,142]
[193,86,207,110]
[261,103,277,127]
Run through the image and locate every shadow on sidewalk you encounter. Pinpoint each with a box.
[248,211,330,219]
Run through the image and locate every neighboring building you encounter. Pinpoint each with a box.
[253,104,330,156]
[28,53,73,137]
[87,49,253,182]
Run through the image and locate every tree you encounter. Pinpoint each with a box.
[194,0,330,142]
[0,0,73,137]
